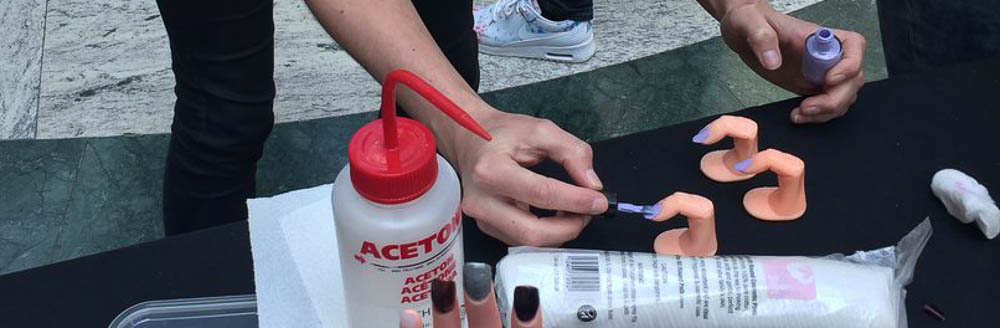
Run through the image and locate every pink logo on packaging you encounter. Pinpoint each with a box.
[763,259,816,300]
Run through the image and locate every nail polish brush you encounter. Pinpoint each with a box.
[601,191,661,219]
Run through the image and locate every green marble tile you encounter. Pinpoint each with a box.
[256,113,373,196]
[481,44,745,142]
[48,136,167,263]
[0,136,169,273]
[0,140,84,273]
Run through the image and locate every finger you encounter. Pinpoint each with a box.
[825,31,866,85]
[431,279,461,328]
[650,192,714,222]
[728,10,782,70]
[733,149,803,176]
[794,73,863,123]
[464,197,588,246]
[693,115,758,144]
[399,309,423,328]
[483,159,607,214]
[529,120,603,189]
[464,263,503,328]
[512,286,543,328]
[791,107,844,124]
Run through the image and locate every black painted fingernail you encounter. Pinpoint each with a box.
[431,279,456,313]
[464,263,493,302]
[513,286,539,323]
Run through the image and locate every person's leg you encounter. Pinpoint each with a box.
[537,0,593,22]
[413,0,480,90]
[156,0,275,235]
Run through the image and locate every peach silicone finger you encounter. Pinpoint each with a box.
[650,192,718,256]
[693,115,759,182]
[734,149,807,221]
[399,309,424,328]
[464,263,503,328]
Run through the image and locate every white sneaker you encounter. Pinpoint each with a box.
[473,0,595,62]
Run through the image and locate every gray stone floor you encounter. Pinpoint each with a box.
[2,0,823,140]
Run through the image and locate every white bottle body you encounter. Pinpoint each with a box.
[333,155,465,328]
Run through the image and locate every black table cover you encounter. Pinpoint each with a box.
[2,59,998,327]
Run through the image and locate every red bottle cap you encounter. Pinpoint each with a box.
[349,70,492,204]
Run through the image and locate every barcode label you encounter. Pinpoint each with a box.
[566,254,600,292]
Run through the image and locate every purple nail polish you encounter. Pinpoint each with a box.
[802,27,842,86]
[618,203,644,213]
[734,159,752,172]
[643,203,662,220]
[692,127,710,144]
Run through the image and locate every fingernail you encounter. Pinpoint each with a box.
[691,127,710,144]
[803,107,820,115]
[791,113,804,124]
[586,169,603,189]
[513,286,540,323]
[431,279,456,313]
[464,263,493,302]
[643,203,662,220]
[830,74,845,84]
[399,309,421,328]
[592,196,608,213]
[762,50,780,69]
[734,159,752,172]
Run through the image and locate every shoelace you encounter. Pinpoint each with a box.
[491,0,523,21]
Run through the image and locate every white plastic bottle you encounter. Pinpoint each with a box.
[332,70,492,328]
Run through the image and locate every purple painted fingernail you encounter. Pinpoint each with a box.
[692,127,710,144]
[643,203,662,220]
[734,159,752,172]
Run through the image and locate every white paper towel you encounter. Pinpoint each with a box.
[248,183,349,328]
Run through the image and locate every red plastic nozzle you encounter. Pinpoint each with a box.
[380,70,492,149]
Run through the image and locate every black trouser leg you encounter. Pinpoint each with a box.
[157,0,480,235]
[157,0,275,235]
[537,0,594,22]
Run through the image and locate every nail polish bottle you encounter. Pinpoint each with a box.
[802,27,843,85]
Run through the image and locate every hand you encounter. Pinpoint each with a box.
[719,0,866,124]
[399,263,542,328]
[441,109,607,246]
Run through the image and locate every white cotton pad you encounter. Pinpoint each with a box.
[931,169,1000,239]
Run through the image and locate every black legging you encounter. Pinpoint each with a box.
[156,0,480,235]
[539,0,594,22]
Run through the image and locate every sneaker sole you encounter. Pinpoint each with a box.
[479,36,595,63]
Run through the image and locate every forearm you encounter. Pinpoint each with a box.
[304,0,494,158]
[695,0,760,21]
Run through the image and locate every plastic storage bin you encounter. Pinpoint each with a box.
[108,294,257,328]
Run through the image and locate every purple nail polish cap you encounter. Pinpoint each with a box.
[802,27,842,85]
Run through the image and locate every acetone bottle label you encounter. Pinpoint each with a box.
[341,210,465,327]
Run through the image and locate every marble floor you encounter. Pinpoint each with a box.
[0,0,826,140]
[0,0,885,275]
